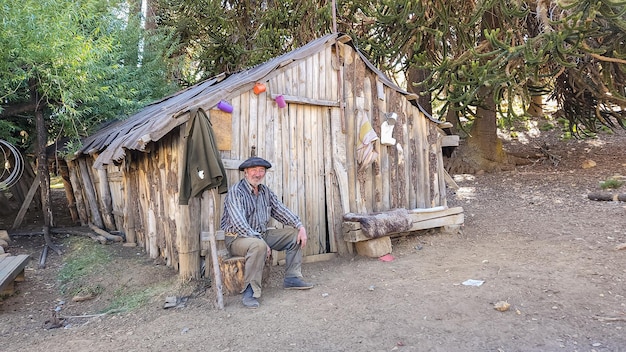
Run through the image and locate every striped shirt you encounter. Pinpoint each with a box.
[220,179,303,238]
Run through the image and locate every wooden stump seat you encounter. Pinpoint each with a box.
[218,254,271,296]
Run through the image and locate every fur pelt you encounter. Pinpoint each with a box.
[343,208,412,239]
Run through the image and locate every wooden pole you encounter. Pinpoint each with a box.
[96,167,117,231]
[178,199,201,280]
[206,230,224,309]
[58,160,79,224]
[67,160,88,226]
[122,161,136,244]
[88,223,124,242]
[78,158,104,228]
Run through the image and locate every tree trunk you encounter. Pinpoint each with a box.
[407,67,432,115]
[445,9,517,173]
[35,108,60,254]
[527,93,544,117]
[464,86,510,171]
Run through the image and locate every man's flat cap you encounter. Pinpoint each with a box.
[238,156,272,171]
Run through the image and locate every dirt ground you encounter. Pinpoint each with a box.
[1,127,625,352]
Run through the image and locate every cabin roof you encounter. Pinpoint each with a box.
[76,33,436,168]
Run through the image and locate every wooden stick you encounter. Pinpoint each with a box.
[88,223,124,242]
[38,244,48,269]
[9,227,108,244]
[594,316,626,322]
[205,230,224,310]
[588,192,626,202]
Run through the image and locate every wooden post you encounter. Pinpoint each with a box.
[122,161,136,244]
[67,160,88,226]
[78,159,104,228]
[97,167,117,231]
[205,230,224,309]
[178,197,201,280]
[58,160,79,224]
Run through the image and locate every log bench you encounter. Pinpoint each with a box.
[0,254,31,298]
[342,206,464,257]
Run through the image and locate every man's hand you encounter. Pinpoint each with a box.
[296,226,308,249]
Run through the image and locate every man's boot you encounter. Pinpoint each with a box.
[242,284,259,309]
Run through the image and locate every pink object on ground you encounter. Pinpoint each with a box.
[378,254,394,262]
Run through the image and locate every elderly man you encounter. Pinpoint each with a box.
[220,156,314,309]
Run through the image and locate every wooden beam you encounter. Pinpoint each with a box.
[12,178,40,229]
[441,135,460,147]
[269,94,339,107]
[277,252,338,265]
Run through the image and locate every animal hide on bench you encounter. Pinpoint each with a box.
[343,208,413,239]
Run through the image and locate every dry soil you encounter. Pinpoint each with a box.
[1,128,625,352]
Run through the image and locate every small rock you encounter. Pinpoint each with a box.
[494,301,511,312]
[582,159,596,169]
[321,293,329,298]
[368,285,375,291]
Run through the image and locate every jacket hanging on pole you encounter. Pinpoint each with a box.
[179,108,228,205]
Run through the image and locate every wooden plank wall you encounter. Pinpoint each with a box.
[336,42,444,217]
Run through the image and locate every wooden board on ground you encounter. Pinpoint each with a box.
[0,254,30,297]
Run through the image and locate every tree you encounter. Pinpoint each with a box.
[156,0,336,84]
[0,0,181,240]
[354,0,625,172]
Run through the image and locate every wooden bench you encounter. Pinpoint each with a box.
[0,254,31,298]
[343,206,464,257]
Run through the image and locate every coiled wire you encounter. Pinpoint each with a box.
[0,139,24,191]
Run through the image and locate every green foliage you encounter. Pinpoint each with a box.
[0,0,182,144]
[599,178,625,190]
[102,283,170,314]
[351,0,625,138]
[57,237,111,296]
[156,0,334,83]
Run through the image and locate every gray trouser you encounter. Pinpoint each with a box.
[226,228,303,298]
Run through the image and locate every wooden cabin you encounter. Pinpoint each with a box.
[66,33,463,279]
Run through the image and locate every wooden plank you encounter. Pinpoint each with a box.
[78,158,104,228]
[378,82,391,210]
[417,106,427,209]
[436,132,447,207]
[209,109,233,151]
[97,167,116,231]
[441,135,460,147]
[407,101,417,209]
[0,254,30,295]
[12,178,40,229]
[277,252,338,265]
